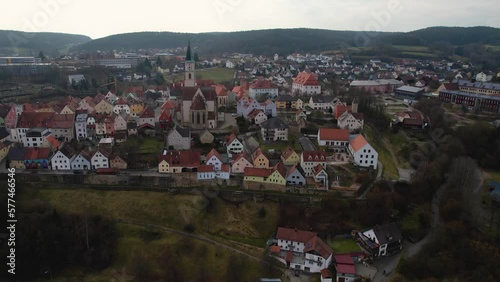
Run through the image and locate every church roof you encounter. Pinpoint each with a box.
[186,40,193,61]
[190,95,206,110]
[182,87,217,101]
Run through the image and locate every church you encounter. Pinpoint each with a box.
[180,41,219,129]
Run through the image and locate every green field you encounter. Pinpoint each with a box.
[392,45,430,52]
[172,67,236,83]
[401,51,439,58]
[364,126,399,180]
[328,238,361,254]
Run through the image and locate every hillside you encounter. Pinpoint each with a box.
[0,30,91,56]
[72,26,500,57]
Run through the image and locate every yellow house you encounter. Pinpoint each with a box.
[0,142,12,161]
[281,146,300,166]
[275,94,297,110]
[158,159,170,173]
[252,148,269,169]
[6,147,25,169]
[130,103,145,118]
[94,100,113,114]
[267,170,286,185]
[243,167,270,184]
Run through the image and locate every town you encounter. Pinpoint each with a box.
[2,34,500,281]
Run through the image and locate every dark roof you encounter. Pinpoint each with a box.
[175,126,191,138]
[311,95,335,104]
[0,128,9,140]
[372,222,402,245]
[182,87,217,101]
[261,117,288,129]
[276,94,295,102]
[127,122,138,129]
[7,147,25,160]
[0,105,11,118]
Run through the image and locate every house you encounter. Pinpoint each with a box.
[333,254,357,282]
[296,99,304,109]
[275,94,297,110]
[300,151,327,177]
[105,91,119,104]
[114,114,128,131]
[0,128,9,142]
[129,102,144,118]
[231,152,253,174]
[309,95,335,110]
[286,163,307,186]
[312,164,328,189]
[249,79,279,98]
[104,116,115,136]
[0,104,18,129]
[158,149,201,173]
[349,79,403,94]
[91,148,111,169]
[205,148,223,171]
[51,144,76,170]
[292,72,321,95]
[197,165,216,180]
[394,86,425,101]
[215,84,229,107]
[113,98,130,114]
[333,104,352,120]
[216,164,231,180]
[138,107,156,129]
[270,227,333,273]
[354,222,403,258]
[75,112,88,140]
[127,121,138,136]
[337,111,364,132]
[260,99,278,117]
[94,99,113,114]
[237,97,261,118]
[71,148,92,170]
[243,166,286,187]
[320,269,334,282]
[68,74,85,84]
[247,109,268,125]
[261,117,289,141]
[24,147,51,169]
[0,141,12,161]
[295,109,307,123]
[391,110,429,129]
[158,110,173,130]
[60,104,76,115]
[15,112,55,144]
[251,148,269,169]
[110,154,127,170]
[225,133,244,157]
[167,126,191,150]
[7,147,25,169]
[317,128,350,152]
[281,146,300,166]
[348,135,378,169]
[23,128,53,148]
[49,113,75,142]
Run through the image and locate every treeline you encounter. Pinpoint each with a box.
[0,185,117,281]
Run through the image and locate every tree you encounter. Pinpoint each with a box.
[194,52,200,62]
[156,56,162,66]
[38,51,46,61]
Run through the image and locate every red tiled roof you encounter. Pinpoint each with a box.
[335,105,352,119]
[215,84,228,96]
[302,151,327,162]
[349,135,368,152]
[319,128,349,141]
[249,79,278,89]
[247,108,264,119]
[159,150,201,167]
[161,100,175,110]
[232,152,251,164]
[272,162,287,178]
[46,136,60,148]
[17,112,55,128]
[270,245,281,253]
[313,164,325,176]
[336,263,356,275]
[206,148,222,161]
[159,110,172,122]
[24,147,51,160]
[190,95,206,110]
[220,164,231,173]
[115,97,128,105]
[226,132,239,144]
[197,164,215,173]
[286,251,293,262]
[244,167,272,178]
[277,227,317,243]
[281,146,297,160]
[293,72,320,86]
[139,107,155,118]
[251,148,267,162]
[334,254,354,265]
[321,269,333,279]
[304,235,333,259]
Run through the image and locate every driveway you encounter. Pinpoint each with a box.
[282,270,310,282]
[298,137,315,151]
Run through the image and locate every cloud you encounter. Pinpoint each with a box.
[0,0,498,38]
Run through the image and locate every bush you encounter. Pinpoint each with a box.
[184,223,196,233]
[258,207,267,218]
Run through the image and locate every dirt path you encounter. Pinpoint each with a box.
[115,219,283,270]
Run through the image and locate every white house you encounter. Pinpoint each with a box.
[91,149,110,169]
[167,126,191,150]
[113,98,131,114]
[197,165,216,180]
[75,112,88,140]
[51,145,76,170]
[309,95,335,110]
[225,133,244,157]
[300,151,327,177]
[358,222,403,258]
[292,72,321,95]
[205,148,223,171]
[216,164,231,180]
[114,114,128,131]
[271,227,333,273]
[261,117,288,141]
[105,91,119,104]
[248,79,279,98]
[226,60,235,69]
[337,112,364,132]
[317,128,350,152]
[348,134,378,169]
[71,149,92,170]
[247,109,268,125]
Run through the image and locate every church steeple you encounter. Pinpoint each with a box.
[186,40,193,61]
[184,40,196,87]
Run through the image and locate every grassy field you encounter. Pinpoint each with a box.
[401,51,439,58]
[138,138,164,154]
[391,45,430,52]
[364,126,399,180]
[172,67,236,83]
[328,238,361,254]
[26,188,281,280]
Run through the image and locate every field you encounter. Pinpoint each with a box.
[328,238,361,254]
[24,188,281,280]
[172,67,236,83]
[364,125,399,180]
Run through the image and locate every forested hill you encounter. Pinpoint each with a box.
[72,26,500,56]
[0,30,91,56]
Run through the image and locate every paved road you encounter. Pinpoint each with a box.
[298,137,316,151]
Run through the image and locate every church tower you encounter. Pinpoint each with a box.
[184,40,196,87]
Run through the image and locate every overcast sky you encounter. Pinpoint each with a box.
[2,0,499,39]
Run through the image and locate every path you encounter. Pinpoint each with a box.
[115,219,283,271]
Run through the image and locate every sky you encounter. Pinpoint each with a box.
[2,0,499,39]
